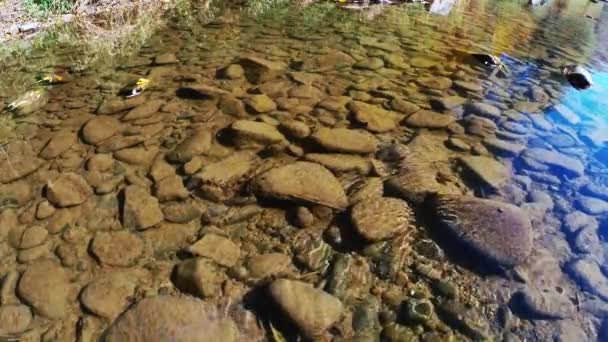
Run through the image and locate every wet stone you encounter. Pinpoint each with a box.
[18,260,71,319]
[354,57,384,70]
[0,141,44,184]
[483,138,525,157]
[563,211,597,235]
[246,253,292,279]
[46,173,93,207]
[123,185,164,230]
[154,175,189,202]
[0,180,33,207]
[173,258,223,298]
[417,76,453,90]
[91,231,144,267]
[295,206,315,228]
[166,129,213,163]
[39,131,77,159]
[437,300,489,340]
[326,254,372,303]
[82,116,121,145]
[467,102,501,120]
[521,148,584,177]
[220,64,245,79]
[270,279,344,339]
[404,110,456,128]
[122,99,164,121]
[511,287,575,319]
[447,137,470,151]
[187,234,240,267]
[430,195,533,269]
[568,257,608,301]
[239,56,287,83]
[390,98,420,114]
[311,127,379,154]
[231,120,286,148]
[351,197,413,242]
[36,200,56,219]
[80,274,136,320]
[575,196,608,215]
[104,296,240,341]
[458,155,510,190]
[154,52,178,65]
[279,120,310,139]
[348,100,399,133]
[304,153,371,174]
[453,80,483,93]
[162,202,202,223]
[245,94,277,113]
[430,96,466,111]
[254,162,348,209]
[16,226,48,249]
[0,304,32,336]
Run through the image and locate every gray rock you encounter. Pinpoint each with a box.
[554,320,588,342]
[568,257,608,301]
[576,196,608,215]
[483,138,525,157]
[437,300,489,340]
[521,148,584,177]
[430,195,533,269]
[467,102,501,120]
[563,211,598,235]
[270,279,343,339]
[511,287,574,319]
[581,183,608,201]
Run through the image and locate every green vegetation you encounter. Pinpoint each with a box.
[24,0,75,16]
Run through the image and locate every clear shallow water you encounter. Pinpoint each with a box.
[0,0,607,341]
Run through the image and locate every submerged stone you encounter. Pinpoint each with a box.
[429,195,533,269]
[270,279,343,339]
[253,162,348,209]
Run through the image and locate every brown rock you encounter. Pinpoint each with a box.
[270,279,343,338]
[351,197,413,242]
[39,131,77,159]
[254,162,348,209]
[46,173,93,207]
[82,116,121,145]
[91,231,144,267]
[123,185,164,230]
[18,260,71,319]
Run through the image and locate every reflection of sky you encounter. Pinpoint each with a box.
[559,72,608,126]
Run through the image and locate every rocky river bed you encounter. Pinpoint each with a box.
[0,0,607,341]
